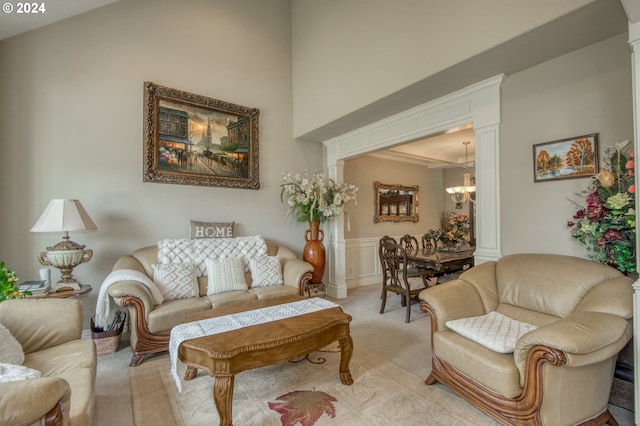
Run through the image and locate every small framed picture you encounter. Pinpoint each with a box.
[533,133,598,182]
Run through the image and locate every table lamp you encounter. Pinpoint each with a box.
[30,199,97,291]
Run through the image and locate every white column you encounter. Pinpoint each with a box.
[627,19,640,423]
[325,160,348,299]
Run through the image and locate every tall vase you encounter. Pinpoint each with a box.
[303,220,325,284]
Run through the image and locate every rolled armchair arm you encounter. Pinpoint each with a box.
[418,280,486,331]
[515,311,631,379]
[0,377,71,426]
[280,255,314,294]
[0,299,83,354]
[108,281,156,318]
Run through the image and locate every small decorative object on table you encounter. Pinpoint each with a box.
[18,280,50,296]
[438,212,471,251]
[280,171,358,284]
[567,140,636,275]
[0,261,31,301]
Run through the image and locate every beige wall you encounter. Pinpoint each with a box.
[0,0,322,325]
[341,32,631,262]
[291,0,597,139]
[501,33,632,256]
[343,156,445,238]
[343,156,474,239]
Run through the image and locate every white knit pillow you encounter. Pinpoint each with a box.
[445,311,538,353]
[0,362,41,383]
[0,323,24,365]
[249,256,284,287]
[206,257,248,295]
[152,263,199,300]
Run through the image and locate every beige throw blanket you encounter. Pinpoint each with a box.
[95,269,164,329]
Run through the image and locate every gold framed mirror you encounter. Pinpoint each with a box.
[375,181,419,222]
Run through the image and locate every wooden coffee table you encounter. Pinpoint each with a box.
[178,295,354,426]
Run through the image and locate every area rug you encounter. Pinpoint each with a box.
[130,345,498,425]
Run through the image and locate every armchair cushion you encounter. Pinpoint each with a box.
[0,323,23,364]
[152,262,198,300]
[249,256,284,287]
[446,311,538,353]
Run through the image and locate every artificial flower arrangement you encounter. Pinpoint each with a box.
[0,261,31,302]
[567,140,636,274]
[280,171,358,223]
[440,212,471,246]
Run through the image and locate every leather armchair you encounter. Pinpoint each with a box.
[418,253,633,426]
[0,299,96,426]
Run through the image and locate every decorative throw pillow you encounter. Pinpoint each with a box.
[249,256,284,287]
[152,263,199,301]
[445,311,538,354]
[0,362,41,383]
[0,323,24,365]
[190,221,235,239]
[205,257,248,295]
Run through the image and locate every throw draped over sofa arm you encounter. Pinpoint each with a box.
[107,240,313,366]
[419,253,633,426]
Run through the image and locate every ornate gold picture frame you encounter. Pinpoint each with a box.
[375,181,419,222]
[143,82,260,189]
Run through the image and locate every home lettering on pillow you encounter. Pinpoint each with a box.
[189,221,234,239]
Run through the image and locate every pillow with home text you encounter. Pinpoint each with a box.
[189,220,234,239]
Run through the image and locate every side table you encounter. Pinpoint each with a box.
[29,284,92,299]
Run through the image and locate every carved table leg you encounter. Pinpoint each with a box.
[338,335,354,385]
[213,375,235,426]
[184,365,197,380]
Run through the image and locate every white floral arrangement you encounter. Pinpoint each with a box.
[280,171,358,223]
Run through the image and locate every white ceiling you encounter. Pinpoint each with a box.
[368,126,476,169]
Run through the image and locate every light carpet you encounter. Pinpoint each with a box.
[130,344,499,426]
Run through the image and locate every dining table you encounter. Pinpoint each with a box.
[405,246,475,277]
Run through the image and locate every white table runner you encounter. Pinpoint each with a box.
[169,297,339,392]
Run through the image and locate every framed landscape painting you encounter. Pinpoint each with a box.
[143,82,260,189]
[533,133,599,183]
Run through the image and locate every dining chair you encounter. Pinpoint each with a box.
[421,229,441,249]
[379,239,429,323]
[400,234,420,251]
[400,233,436,279]
[378,235,397,300]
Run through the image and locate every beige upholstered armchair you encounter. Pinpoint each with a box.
[0,299,96,426]
[418,253,633,426]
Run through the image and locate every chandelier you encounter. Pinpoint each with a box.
[446,141,476,204]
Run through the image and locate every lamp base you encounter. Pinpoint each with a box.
[37,240,93,293]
